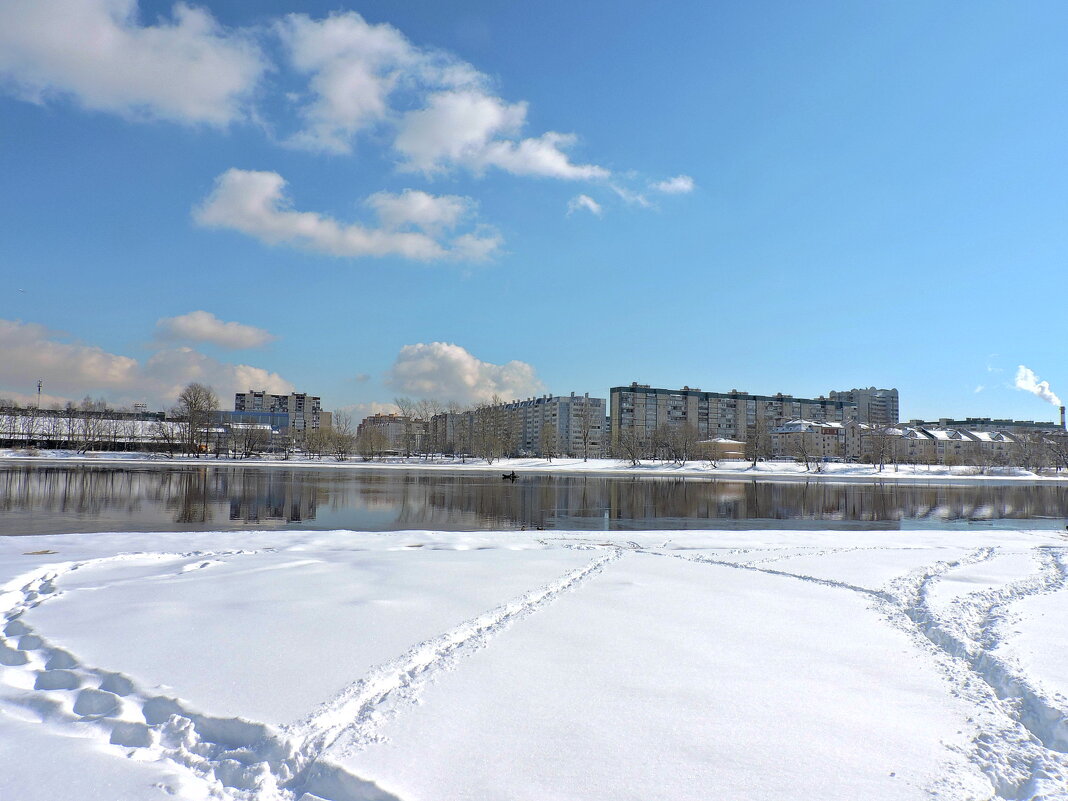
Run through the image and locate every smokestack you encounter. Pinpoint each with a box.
[1061,406,1066,430]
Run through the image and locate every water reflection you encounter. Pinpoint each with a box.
[1,464,1067,536]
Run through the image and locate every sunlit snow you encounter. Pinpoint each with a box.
[1,528,1066,800]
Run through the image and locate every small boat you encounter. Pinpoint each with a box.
[502,471,518,481]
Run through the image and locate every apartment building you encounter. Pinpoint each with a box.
[234,391,324,436]
[356,413,426,455]
[428,393,607,458]
[509,393,606,457]
[771,420,847,460]
[610,383,862,451]
[828,387,900,426]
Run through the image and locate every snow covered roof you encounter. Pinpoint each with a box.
[968,431,1016,443]
[927,429,968,441]
[897,427,932,440]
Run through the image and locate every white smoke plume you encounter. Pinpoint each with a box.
[1014,365,1062,407]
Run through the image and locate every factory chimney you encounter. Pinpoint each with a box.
[1061,405,1066,430]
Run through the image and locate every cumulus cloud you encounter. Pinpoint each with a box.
[366,189,472,234]
[1014,365,1062,407]
[155,310,276,349]
[334,401,400,422]
[651,174,695,194]
[276,12,432,153]
[193,168,501,262]
[567,194,602,216]
[0,0,264,125]
[386,342,544,405]
[275,12,609,179]
[0,318,292,409]
[395,90,608,179]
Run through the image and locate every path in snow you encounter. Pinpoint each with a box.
[0,544,623,801]
[0,532,1066,800]
[630,540,1068,798]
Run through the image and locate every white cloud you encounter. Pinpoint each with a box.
[1,4,620,187]
[651,174,695,194]
[567,194,602,216]
[334,401,400,422]
[276,12,608,180]
[276,11,464,153]
[0,0,264,125]
[450,229,505,262]
[396,90,608,179]
[155,310,276,349]
[1014,365,1062,407]
[366,189,472,234]
[386,342,544,405]
[609,183,651,208]
[193,168,501,262]
[0,318,292,409]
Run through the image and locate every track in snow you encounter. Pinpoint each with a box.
[0,546,624,801]
[627,541,1068,800]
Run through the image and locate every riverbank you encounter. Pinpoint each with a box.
[3,447,1068,484]
[1,527,1066,800]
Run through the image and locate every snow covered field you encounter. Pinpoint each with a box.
[4,448,1068,484]
[1,528,1067,800]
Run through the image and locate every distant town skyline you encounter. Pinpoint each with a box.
[3,1,1067,423]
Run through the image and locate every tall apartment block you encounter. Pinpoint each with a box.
[428,393,606,458]
[234,391,325,436]
[610,383,883,450]
[828,387,899,426]
[508,393,606,457]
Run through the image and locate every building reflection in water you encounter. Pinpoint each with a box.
[1,464,1067,535]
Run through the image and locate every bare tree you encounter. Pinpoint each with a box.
[303,427,330,459]
[230,423,270,459]
[573,398,598,462]
[539,421,559,462]
[668,423,701,465]
[1011,432,1049,473]
[1,401,20,445]
[414,398,442,459]
[791,430,821,473]
[175,383,219,456]
[864,424,898,473]
[152,415,181,457]
[18,402,41,449]
[1045,433,1068,472]
[357,426,388,460]
[331,411,356,461]
[452,405,472,463]
[617,427,647,467]
[745,418,773,468]
[473,402,499,464]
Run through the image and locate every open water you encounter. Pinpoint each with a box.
[2,463,1068,535]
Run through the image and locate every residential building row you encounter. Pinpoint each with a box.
[609,383,900,451]
[770,418,1068,466]
[357,394,607,459]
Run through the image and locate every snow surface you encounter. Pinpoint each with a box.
[4,448,1067,483]
[1,528,1067,800]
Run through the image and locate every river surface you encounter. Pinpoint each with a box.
[2,463,1068,535]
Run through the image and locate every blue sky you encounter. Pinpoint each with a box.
[2,0,1067,422]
